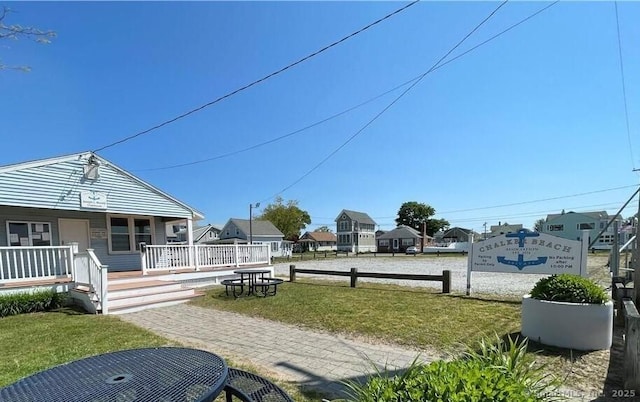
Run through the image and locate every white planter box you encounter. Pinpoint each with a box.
[521,294,613,351]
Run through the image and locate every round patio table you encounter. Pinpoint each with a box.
[234,269,271,296]
[0,347,228,402]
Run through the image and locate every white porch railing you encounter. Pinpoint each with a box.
[0,246,73,283]
[141,244,271,275]
[73,249,109,314]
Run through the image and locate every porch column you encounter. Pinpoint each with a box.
[187,218,195,269]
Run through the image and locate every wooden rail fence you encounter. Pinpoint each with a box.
[612,276,640,392]
[288,264,451,293]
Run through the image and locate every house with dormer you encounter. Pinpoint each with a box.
[335,209,376,253]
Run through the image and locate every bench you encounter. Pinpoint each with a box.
[221,279,245,298]
[224,368,293,402]
[252,278,284,297]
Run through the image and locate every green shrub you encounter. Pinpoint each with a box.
[0,290,66,318]
[344,335,562,402]
[530,274,607,304]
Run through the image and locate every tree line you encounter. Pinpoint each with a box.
[257,199,449,241]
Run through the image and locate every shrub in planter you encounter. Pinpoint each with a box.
[344,336,561,402]
[530,274,607,304]
[0,290,66,318]
[522,274,612,350]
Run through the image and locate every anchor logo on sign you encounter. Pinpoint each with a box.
[496,229,547,270]
[88,192,101,202]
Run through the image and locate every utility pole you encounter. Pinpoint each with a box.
[633,175,640,307]
[249,202,260,245]
[483,222,487,240]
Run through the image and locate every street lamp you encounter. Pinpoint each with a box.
[249,202,260,244]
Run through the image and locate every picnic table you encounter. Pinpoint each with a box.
[0,347,293,402]
[222,269,283,297]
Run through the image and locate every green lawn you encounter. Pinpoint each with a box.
[0,308,171,387]
[0,308,317,401]
[191,280,522,350]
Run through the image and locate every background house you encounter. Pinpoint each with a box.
[540,210,622,249]
[376,225,423,253]
[335,209,376,253]
[488,222,523,238]
[0,152,203,272]
[298,231,337,251]
[219,218,292,257]
[433,227,475,244]
[190,224,222,245]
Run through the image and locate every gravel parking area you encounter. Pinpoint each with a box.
[274,255,610,296]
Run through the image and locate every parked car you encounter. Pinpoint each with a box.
[405,246,419,255]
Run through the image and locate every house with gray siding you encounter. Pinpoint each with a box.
[377,225,424,253]
[219,218,292,257]
[540,210,621,249]
[0,152,203,272]
[335,209,376,253]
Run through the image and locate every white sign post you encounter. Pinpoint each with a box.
[467,229,588,295]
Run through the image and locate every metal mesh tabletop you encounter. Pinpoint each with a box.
[0,347,228,402]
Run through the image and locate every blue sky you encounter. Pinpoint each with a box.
[2,1,639,233]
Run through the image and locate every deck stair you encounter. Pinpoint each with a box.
[107,277,203,315]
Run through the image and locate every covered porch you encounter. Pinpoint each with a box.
[0,243,272,314]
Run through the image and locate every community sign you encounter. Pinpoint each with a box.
[466,229,589,295]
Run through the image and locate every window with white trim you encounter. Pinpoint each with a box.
[6,221,51,247]
[402,239,413,246]
[548,224,564,231]
[379,239,389,246]
[577,223,595,230]
[271,242,279,251]
[108,215,154,253]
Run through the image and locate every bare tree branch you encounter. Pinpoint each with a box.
[0,6,55,72]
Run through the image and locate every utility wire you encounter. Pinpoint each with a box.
[368,184,638,219]
[136,1,559,172]
[260,0,510,203]
[92,1,419,153]
[614,1,636,171]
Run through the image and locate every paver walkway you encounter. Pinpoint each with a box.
[120,304,442,399]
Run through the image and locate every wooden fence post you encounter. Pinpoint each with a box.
[289,264,296,282]
[442,270,451,294]
[350,268,358,288]
[624,300,640,392]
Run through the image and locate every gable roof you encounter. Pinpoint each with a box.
[301,231,337,242]
[0,152,204,220]
[227,218,284,237]
[377,225,423,240]
[193,224,221,242]
[545,210,609,223]
[334,209,376,225]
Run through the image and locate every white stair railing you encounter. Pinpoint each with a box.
[73,249,109,314]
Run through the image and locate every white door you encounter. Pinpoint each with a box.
[59,219,90,252]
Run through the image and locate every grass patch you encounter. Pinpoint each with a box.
[0,307,319,401]
[191,280,521,350]
[0,308,172,387]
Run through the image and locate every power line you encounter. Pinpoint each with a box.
[260,0,510,203]
[92,1,420,153]
[133,82,414,172]
[134,1,559,172]
[614,1,636,171]
[438,184,638,214]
